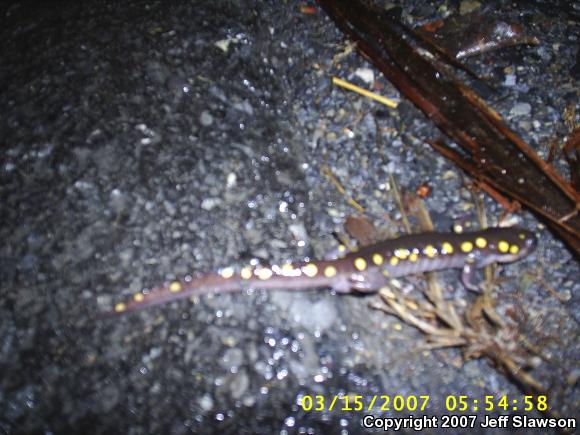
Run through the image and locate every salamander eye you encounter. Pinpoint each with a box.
[513,230,537,254]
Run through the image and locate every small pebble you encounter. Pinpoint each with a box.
[510,102,531,116]
[354,68,374,84]
[201,197,222,211]
[503,74,516,86]
[200,110,214,126]
[459,0,481,15]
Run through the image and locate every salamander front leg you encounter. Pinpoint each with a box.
[461,260,481,292]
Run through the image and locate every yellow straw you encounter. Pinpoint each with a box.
[332,76,398,109]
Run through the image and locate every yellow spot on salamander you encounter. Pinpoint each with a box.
[423,245,437,258]
[519,233,526,240]
[460,241,473,253]
[302,263,318,277]
[389,256,399,266]
[324,265,337,278]
[354,258,367,271]
[280,263,301,277]
[220,267,235,279]
[114,302,127,313]
[169,281,182,292]
[133,293,144,302]
[441,242,453,254]
[382,269,390,277]
[509,244,520,255]
[395,248,410,259]
[240,267,253,280]
[256,267,273,280]
[498,240,509,253]
[338,245,347,253]
[475,237,487,249]
[372,253,384,265]
[409,253,418,262]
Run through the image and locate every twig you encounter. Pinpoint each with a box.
[332,76,398,108]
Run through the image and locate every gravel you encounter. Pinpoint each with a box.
[0,1,578,434]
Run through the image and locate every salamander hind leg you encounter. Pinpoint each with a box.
[324,243,350,260]
[347,269,388,294]
[461,260,481,292]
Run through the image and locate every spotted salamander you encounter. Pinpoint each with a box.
[110,227,536,315]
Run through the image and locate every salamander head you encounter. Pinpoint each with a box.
[486,227,537,264]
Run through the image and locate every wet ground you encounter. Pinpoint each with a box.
[0,0,578,434]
